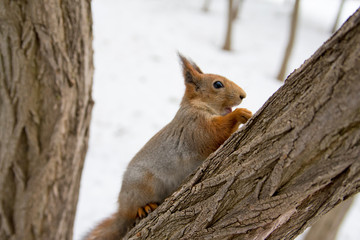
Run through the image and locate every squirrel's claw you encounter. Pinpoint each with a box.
[137,207,146,219]
[149,203,158,210]
[137,203,158,219]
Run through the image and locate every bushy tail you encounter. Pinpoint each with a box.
[84,212,134,240]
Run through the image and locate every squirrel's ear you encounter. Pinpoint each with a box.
[178,53,203,87]
[189,61,203,74]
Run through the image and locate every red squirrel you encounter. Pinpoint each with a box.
[85,54,252,239]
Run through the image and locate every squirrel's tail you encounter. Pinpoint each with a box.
[84,211,134,240]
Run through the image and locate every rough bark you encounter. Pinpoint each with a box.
[0,1,93,240]
[277,0,300,81]
[304,197,354,240]
[125,8,360,240]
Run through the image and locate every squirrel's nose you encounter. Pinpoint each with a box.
[238,87,246,100]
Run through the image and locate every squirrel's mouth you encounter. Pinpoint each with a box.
[222,107,233,116]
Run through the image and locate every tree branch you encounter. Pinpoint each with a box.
[126,8,360,240]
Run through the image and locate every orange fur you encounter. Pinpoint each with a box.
[85,212,126,240]
[211,108,252,148]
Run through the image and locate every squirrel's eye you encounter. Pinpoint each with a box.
[213,81,224,89]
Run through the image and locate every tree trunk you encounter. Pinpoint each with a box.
[232,0,244,21]
[0,0,93,240]
[277,0,300,81]
[223,0,235,51]
[304,197,354,240]
[125,7,360,240]
[202,0,212,12]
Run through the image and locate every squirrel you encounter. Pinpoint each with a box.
[84,54,252,239]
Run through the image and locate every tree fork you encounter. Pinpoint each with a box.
[126,8,360,240]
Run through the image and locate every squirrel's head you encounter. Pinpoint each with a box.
[179,53,246,116]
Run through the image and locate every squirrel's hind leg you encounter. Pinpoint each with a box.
[120,168,162,222]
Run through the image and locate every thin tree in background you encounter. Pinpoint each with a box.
[202,0,212,12]
[304,197,355,240]
[232,0,245,20]
[125,8,360,239]
[277,0,300,81]
[223,0,236,51]
[0,1,93,239]
[332,0,346,33]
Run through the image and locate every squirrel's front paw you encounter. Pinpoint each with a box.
[234,108,252,123]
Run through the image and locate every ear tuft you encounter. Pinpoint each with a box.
[178,52,203,74]
[177,52,203,86]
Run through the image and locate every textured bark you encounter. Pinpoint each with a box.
[0,1,93,240]
[125,8,360,240]
[277,0,300,81]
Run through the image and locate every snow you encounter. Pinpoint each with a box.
[74,0,360,239]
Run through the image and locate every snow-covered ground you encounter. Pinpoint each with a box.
[74,0,360,239]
